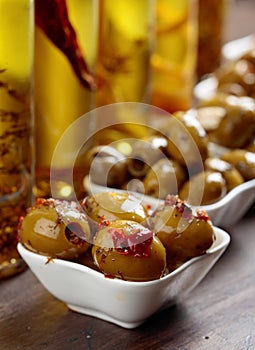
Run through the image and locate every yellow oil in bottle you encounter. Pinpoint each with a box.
[151,0,198,113]
[94,0,155,145]
[34,0,98,200]
[0,0,34,277]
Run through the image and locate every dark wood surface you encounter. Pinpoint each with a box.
[1,1,255,349]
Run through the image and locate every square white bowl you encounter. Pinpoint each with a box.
[17,226,230,329]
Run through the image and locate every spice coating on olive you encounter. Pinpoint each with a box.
[149,195,215,272]
[92,220,166,282]
[82,191,148,226]
[18,198,91,259]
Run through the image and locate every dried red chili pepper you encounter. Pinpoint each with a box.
[35,0,95,90]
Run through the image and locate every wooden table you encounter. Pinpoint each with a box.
[1,1,255,349]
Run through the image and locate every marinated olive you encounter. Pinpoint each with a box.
[81,192,148,227]
[127,136,167,178]
[195,106,226,132]
[86,145,129,188]
[143,158,187,199]
[92,220,166,281]
[150,195,215,272]
[205,157,244,191]
[221,149,255,181]
[216,50,255,97]
[199,94,255,148]
[179,171,227,205]
[162,111,208,175]
[19,198,91,259]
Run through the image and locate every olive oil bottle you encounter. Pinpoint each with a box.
[34,0,98,200]
[0,0,34,278]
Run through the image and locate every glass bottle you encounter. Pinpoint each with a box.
[151,0,198,113]
[197,0,227,79]
[0,0,34,278]
[34,0,98,200]
[93,0,155,145]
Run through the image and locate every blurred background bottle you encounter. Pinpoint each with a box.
[0,0,34,278]
[197,0,227,79]
[151,0,198,113]
[93,0,155,145]
[34,0,98,200]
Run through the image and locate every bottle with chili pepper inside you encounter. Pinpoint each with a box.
[34,0,98,200]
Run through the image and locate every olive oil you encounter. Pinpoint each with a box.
[0,0,34,277]
[34,0,98,200]
[151,0,198,113]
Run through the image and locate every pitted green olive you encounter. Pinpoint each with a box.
[150,195,214,272]
[127,136,167,178]
[221,149,255,181]
[81,191,148,226]
[19,198,91,259]
[85,145,129,188]
[92,220,166,281]
[162,111,208,175]
[199,94,255,148]
[143,158,187,199]
[205,157,244,191]
[179,171,227,205]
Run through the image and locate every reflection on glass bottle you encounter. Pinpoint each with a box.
[0,0,34,278]
[151,0,198,113]
[34,0,98,200]
[197,0,227,79]
[94,0,155,145]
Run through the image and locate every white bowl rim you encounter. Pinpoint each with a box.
[17,226,230,287]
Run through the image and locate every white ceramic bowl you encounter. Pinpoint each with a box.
[17,226,230,329]
[84,176,255,229]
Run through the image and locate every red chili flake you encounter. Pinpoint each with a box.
[146,204,152,210]
[165,194,193,221]
[98,215,111,228]
[104,273,115,279]
[109,227,153,258]
[195,209,210,222]
[35,0,95,90]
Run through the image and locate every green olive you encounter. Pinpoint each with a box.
[150,195,215,272]
[205,157,244,191]
[163,111,208,175]
[179,171,227,205]
[92,220,166,281]
[216,51,255,97]
[81,191,149,226]
[19,198,91,259]
[143,158,187,199]
[127,136,167,178]
[221,149,255,181]
[199,94,255,148]
[86,145,129,188]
